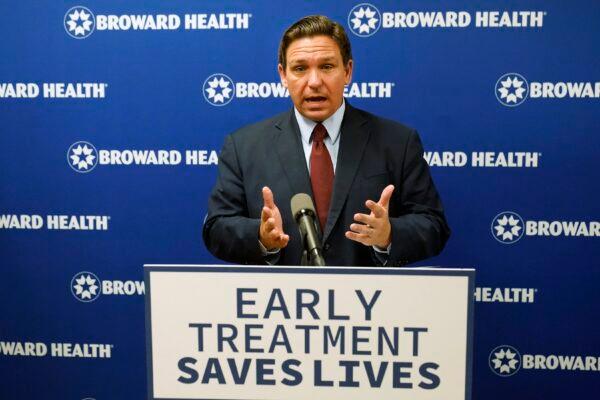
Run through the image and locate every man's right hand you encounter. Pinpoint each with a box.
[259,186,289,251]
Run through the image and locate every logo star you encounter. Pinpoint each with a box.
[70,144,96,170]
[66,9,93,37]
[205,77,233,104]
[494,214,522,241]
[73,274,99,300]
[350,6,379,34]
[498,76,527,104]
[492,348,520,374]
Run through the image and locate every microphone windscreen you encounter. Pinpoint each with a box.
[290,193,315,219]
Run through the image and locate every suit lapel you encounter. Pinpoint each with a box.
[274,110,313,198]
[323,104,369,242]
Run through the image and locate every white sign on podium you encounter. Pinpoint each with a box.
[145,265,474,400]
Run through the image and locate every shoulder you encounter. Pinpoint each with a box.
[218,109,293,164]
[228,109,291,144]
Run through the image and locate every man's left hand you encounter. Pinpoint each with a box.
[345,184,395,248]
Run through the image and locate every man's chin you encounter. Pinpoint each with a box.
[299,106,333,122]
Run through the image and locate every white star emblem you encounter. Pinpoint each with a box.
[70,144,96,170]
[495,73,529,106]
[73,274,99,300]
[202,74,235,106]
[64,7,95,39]
[491,211,524,244]
[491,347,520,375]
[498,76,526,104]
[351,6,379,34]
[494,215,522,241]
[205,77,233,104]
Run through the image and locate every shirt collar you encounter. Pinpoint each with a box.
[294,100,345,145]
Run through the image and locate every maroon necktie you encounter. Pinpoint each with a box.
[310,123,334,231]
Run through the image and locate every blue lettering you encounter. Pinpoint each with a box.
[314,360,334,386]
[324,325,345,354]
[378,327,399,355]
[218,324,238,352]
[189,323,211,351]
[177,357,198,383]
[296,289,319,319]
[256,358,276,385]
[392,362,413,388]
[296,324,318,353]
[245,324,264,353]
[355,289,382,320]
[201,358,226,384]
[404,327,427,356]
[328,289,349,320]
[281,359,303,386]
[227,358,251,384]
[352,326,371,355]
[264,288,291,319]
[237,288,258,318]
[269,324,292,353]
[419,362,440,389]
[339,360,360,387]
[364,361,388,387]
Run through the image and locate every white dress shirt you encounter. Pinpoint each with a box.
[294,100,345,173]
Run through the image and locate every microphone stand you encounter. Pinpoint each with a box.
[297,209,326,267]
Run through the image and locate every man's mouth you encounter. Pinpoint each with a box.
[305,96,327,103]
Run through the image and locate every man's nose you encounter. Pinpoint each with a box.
[307,69,323,88]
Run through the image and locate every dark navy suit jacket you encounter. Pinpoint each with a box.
[203,104,450,266]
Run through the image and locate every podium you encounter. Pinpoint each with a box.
[144,265,474,400]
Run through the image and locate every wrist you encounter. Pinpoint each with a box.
[376,231,391,249]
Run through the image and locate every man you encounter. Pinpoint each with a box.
[203,15,449,267]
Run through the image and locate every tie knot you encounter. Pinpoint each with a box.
[311,123,328,143]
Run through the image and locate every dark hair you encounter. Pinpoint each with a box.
[278,15,352,69]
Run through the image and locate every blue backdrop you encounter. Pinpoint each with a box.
[1,1,598,398]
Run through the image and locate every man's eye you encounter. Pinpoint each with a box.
[293,66,305,72]
[322,64,334,70]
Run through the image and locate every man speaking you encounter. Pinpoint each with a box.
[203,15,450,267]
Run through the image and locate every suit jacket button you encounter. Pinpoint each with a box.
[323,243,331,251]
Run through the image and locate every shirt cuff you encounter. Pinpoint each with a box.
[372,243,391,267]
[372,243,391,254]
[258,240,281,256]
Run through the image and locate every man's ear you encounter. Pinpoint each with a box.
[344,59,354,85]
[278,64,288,88]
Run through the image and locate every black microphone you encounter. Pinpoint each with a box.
[290,193,326,267]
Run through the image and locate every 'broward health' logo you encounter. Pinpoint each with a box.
[71,272,101,302]
[496,73,529,106]
[491,211,524,244]
[492,211,598,242]
[489,345,521,377]
[203,73,235,106]
[68,141,98,173]
[348,3,382,37]
[64,6,96,39]
[69,272,145,302]
[496,73,600,106]
[63,8,250,38]
[347,5,545,36]
[488,345,600,374]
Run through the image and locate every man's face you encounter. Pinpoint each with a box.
[278,35,353,122]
